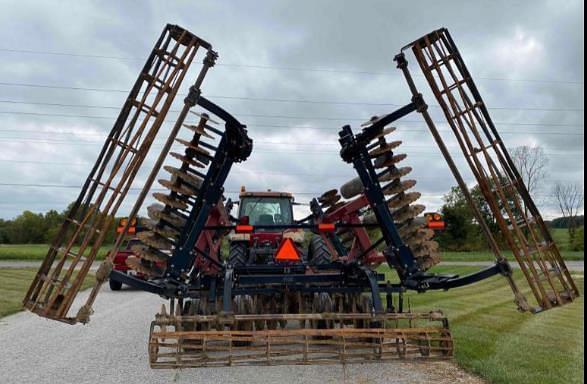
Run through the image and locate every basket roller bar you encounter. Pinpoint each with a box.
[23,24,216,324]
[397,28,578,311]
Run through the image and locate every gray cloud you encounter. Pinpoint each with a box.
[0,0,583,220]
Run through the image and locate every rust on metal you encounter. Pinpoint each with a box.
[22,24,216,324]
[397,28,579,312]
[148,311,453,368]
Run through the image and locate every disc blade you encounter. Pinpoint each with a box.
[136,231,175,250]
[126,256,164,277]
[182,123,214,139]
[175,138,211,156]
[374,153,407,168]
[153,192,188,210]
[379,166,412,182]
[382,179,417,196]
[387,191,422,210]
[189,110,220,125]
[131,244,170,263]
[392,204,426,223]
[163,166,203,188]
[368,141,402,157]
[158,179,198,196]
[169,152,205,168]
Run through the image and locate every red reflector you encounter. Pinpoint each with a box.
[235,225,254,233]
[275,238,301,262]
[428,221,445,230]
[318,223,336,232]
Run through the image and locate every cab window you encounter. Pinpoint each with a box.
[239,197,293,225]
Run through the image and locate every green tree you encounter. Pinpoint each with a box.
[43,209,65,243]
[0,219,9,243]
[6,211,47,244]
[436,186,483,251]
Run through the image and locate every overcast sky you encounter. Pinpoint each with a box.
[0,0,583,220]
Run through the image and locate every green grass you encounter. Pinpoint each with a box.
[442,228,585,261]
[441,249,583,262]
[0,244,111,261]
[0,268,96,317]
[380,265,584,384]
[550,227,583,251]
[441,227,584,261]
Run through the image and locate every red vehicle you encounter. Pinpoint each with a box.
[424,212,446,231]
[227,188,307,266]
[109,218,164,290]
[109,238,148,290]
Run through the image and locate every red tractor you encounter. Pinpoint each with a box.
[227,187,330,268]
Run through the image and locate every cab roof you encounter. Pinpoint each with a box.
[239,191,293,199]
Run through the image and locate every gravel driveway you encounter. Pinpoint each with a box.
[0,286,484,384]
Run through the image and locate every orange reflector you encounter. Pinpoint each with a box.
[318,223,336,232]
[235,225,254,233]
[116,226,136,234]
[275,238,301,262]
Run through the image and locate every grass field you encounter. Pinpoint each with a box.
[0,244,111,261]
[441,249,583,262]
[440,227,583,262]
[380,265,584,384]
[0,268,96,317]
[0,265,582,383]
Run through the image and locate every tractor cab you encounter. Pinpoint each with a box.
[229,188,306,265]
[238,190,294,227]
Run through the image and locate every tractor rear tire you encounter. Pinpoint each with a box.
[308,236,332,265]
[228,242,248,266]
[109,278,122,291]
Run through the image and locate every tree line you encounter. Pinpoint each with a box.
[0,205,119,245]
[437,145,583,252]
[0,146,583,252]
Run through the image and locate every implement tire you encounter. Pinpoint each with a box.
[228,242,248,266]
[308,235,332,266]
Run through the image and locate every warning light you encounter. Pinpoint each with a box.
[235,225,254,234]
[428,221,445,230]
[275,238,301,262]
[318,223,336,232]
[117,217,136,234]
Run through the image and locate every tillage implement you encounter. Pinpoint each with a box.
[23,25,579,368]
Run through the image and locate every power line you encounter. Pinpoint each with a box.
[0,137,583,158]
[0,47,583,85]
[0,82,583,112]
[0,182,568,200]
[0,128,582,139]
[0,182,326,196]
[1,99,583,114]
[0,111,583,134]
